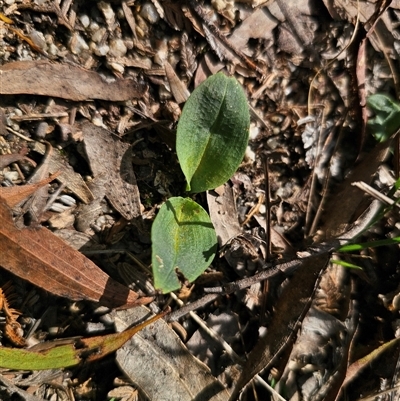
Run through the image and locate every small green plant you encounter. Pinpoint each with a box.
[367,93,400,142]
[332,94,400,269]
[151,73,250,293]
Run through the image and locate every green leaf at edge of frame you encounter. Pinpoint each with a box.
[339,236,400,252]
[367,94,400,142]
[0,312,165,370]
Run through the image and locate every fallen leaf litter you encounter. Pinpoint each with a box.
[0,1,400,401]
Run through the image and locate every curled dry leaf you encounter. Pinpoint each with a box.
[80,121,141,220]
[115,306,230,401]
[0,60,146,101]
[32,141,94,204]
[0,183,150,308]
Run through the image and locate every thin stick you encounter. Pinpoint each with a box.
[168,292,287,401]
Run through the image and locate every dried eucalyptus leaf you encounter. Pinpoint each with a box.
[115,306,230,401]
[0,60,146,101]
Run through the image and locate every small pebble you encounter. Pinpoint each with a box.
[116,7,125,20]
[89,21,100,32]
[93,305,111,315]
[69,32,89,55]
[93,43,110,56]
[3,171,19,182]
[29,30,47,51]
[109,38,127,57]
[35,121,49,139]
[85,322,107,334]
[47,43,59,56]
[244,146,255,163]
[276,183,293,199]
[108,61,124,74]
[47,326,60,336]
[59,195,76,207]
[98,1,116,27]
[91,27,107,43]
[266,137,279,149]
[49,203,70,213]
[140,2,160,24]
[95,215,107,227]
[249,123,259,140]
[99,313,114,326]
[79,14,90,28]
[44,34,54,45]
[270,113,284,124]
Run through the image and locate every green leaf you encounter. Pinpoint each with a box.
[176,73,250,192]
[367,94,400,142]
[331,259,363,270]
[151,197,217,293]
[0,312,166,370]
[339,236,400,252]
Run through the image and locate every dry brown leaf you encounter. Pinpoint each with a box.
[80,121,141,220]
[0,172,61,208]
[0,193,150,308]
[21,142,53,223]
[207,184,242,269]
[180,32,197,79]
[115,306,230,401]
[207,184,241,246]
[340,337,400,392]
[314,139,392,242]
[275,263,354,401]
[164,60,190,104]
[0,60,146,101]
[228,253,330,401]
[121,1,138,42]
[228,8,277,52]
[75,175,107,233]
[32,141,93,204]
